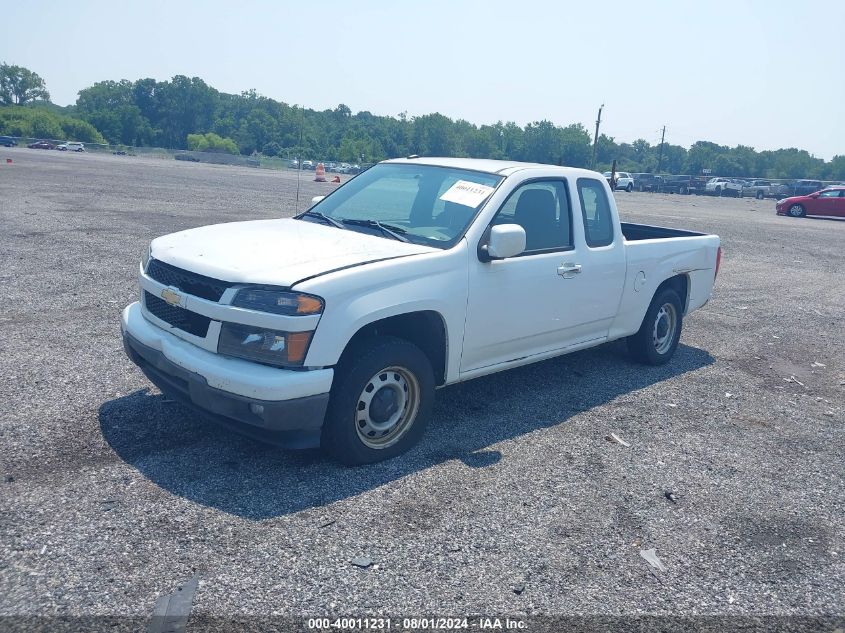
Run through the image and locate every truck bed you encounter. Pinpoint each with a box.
[621,222,706,241]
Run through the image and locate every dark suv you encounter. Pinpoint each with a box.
[0,135,17,147]
[631,173,662,192]
[661,174,706,195]
[784,180,824,197]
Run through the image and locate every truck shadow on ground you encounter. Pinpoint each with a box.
[99,341,713,520]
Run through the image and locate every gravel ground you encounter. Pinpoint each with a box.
[1,149,843,631]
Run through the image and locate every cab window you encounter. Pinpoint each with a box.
[491,180,572,253]
[577,178,614,247]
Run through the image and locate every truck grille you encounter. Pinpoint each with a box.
[144,291,211,338]
[146,259,232,302]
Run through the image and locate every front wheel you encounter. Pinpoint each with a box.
[321,336,434,465]
[756,190,764,200]
[626,183,633,192]
[627,288,683,365]
[788,204,806,218]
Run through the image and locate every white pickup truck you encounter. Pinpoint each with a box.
[122,157,721,464]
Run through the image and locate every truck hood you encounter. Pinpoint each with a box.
[150,218,436,287]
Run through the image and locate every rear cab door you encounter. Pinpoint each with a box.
[460,171,626,374]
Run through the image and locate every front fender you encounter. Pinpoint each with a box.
[297,243,469,382]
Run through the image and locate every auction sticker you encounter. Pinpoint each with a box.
[439,180,495,208]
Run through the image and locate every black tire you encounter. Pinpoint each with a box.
[627,288,684,365]
[680,186,688,195]
[639,184,645,192]
[321,336,434,465]
[626,183,633,192]
[756,190,764,200]
[787,203,806,218]
[715,186,722,197]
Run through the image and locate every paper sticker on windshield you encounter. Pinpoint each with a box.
[439,180,495,208]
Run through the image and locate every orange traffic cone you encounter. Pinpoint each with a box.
[331,175,340,183]
[314,163,326,182]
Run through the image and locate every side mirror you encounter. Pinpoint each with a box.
[810,193,820,198]
[310,195,325,205]
[484,224,526,260]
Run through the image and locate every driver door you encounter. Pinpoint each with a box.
[461,179,617,373]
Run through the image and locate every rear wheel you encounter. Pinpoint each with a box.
[788,204,806,218]
[627,288,683,365]
[626,183,633,192]
[321,336,434,465]
[756,190,764,200]
[680,186,688,195]
[715,186,722,196]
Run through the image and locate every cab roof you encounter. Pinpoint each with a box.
[383,156,599,178]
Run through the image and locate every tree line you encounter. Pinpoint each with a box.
[1,63,843,180]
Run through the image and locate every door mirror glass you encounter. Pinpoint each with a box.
[486,224,526,259]
[311,195,325,205]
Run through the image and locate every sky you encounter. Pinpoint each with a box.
[4,0,844,159]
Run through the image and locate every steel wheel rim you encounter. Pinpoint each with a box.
[653,303,677,355]
[355,365,420,449]
[789,205,802,217]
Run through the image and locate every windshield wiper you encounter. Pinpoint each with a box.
[296,210,344,229]
[340,218,410,242]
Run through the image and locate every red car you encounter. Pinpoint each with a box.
[27,140,55,150]
[776,186,845,218]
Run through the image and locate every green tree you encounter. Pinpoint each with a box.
[0,63,50,105]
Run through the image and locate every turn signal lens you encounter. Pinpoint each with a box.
[286,332,313,363]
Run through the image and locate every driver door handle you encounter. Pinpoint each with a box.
[558,262,582,277]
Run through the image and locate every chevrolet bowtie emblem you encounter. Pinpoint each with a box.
[160,288,182,306]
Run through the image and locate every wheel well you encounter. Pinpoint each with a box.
[656,274,689,313]
[342,311,448,385]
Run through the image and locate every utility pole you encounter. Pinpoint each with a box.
[591,103,604,170]
[656,125,666,173]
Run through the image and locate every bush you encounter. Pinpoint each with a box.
[0,105,106,143]
[186,132,239,154]
[262,141,282,157]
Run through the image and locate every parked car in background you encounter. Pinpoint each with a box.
[602,171,635,192]
[662,175,705,195]
[288,159,300,169]
[784,180,824,197]
[631,173,661,192]
[0,135,18,147]
[27,140,55,150]
[741,180,789,199]
[301,160,315,170]
[776,186,845,218]
[705,177,743,197]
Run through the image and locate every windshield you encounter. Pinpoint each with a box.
[305,163,503,248]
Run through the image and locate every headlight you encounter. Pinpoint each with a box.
[231,288,324,315]
[141,245,151,271]
[218,322,313,367]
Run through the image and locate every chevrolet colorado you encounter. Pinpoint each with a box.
[122,158,721,464]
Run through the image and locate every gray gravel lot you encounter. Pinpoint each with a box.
[1,149,843,629]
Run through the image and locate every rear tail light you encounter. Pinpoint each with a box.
[715,246,722,279]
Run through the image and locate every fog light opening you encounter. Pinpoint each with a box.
[249,403,264,416]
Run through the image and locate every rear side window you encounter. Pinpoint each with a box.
[577,178,614,247]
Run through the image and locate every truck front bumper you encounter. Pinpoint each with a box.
[121,302,332,448]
